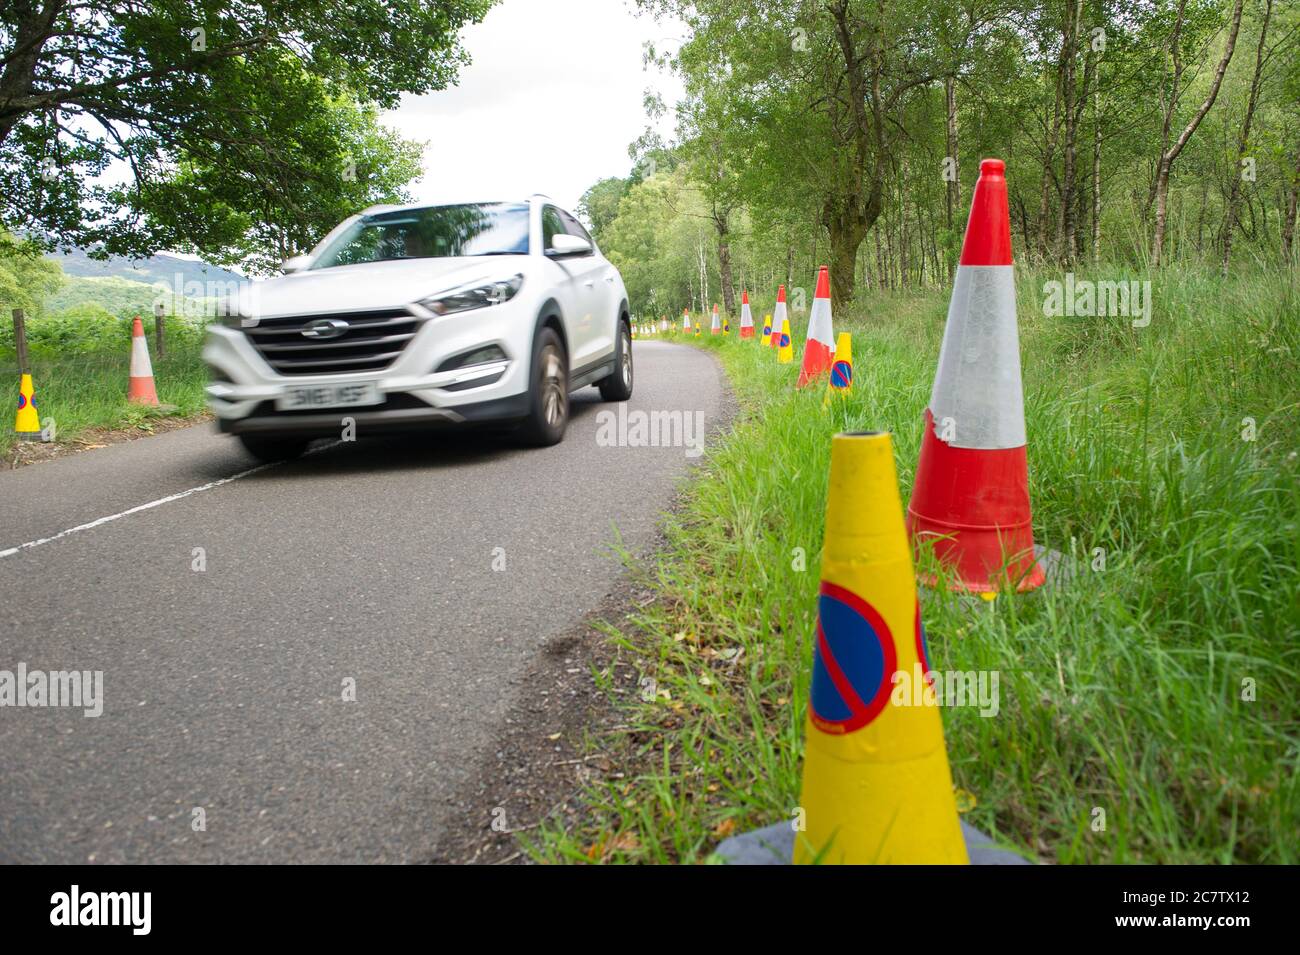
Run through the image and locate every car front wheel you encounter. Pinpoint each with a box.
[518,326,568,446]
[598,320,633,402]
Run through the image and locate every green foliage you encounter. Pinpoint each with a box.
[1,0,495,267]
[0,233,64,317]
[44,276,168,320]
[141,83,428,274]
[578,178,631,244]
[621,0,1298,305]
[0,302,206,357]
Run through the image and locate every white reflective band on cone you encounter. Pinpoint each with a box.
[928,265,1026,450]
[807,296,833,347]
[773,300,787,327]
[131,333,155,377]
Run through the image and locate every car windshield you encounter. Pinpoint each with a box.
[310,202,530,268]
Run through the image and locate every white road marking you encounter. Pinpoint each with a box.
[0,462,278,559]
[1,440,343,559]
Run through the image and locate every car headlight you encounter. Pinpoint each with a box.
[420,274,523,316]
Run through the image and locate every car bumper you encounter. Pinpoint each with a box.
[203,305,533,436]
[214,392,530,436]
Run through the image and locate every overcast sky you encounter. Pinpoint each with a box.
[384,0,685,214]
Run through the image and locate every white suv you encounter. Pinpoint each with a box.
[204,195,633,461]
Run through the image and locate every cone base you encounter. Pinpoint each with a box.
[796,741,970,864]
[797,340,833,388]
[740,328,754,339]
[15,431,42,441]
[914,554,1047,595]
[908,410,1043,594]
[128,383,160,407]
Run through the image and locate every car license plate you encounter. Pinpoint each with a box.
[275,382,382,410]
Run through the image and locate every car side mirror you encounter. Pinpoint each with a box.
[546,234,591,257]
[282,255,313,274]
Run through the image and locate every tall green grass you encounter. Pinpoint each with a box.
[0,346,209,456]
[528,266,1299,864]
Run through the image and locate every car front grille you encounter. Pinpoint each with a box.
[244,309,422,376]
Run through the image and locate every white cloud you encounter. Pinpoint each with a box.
[383,0,684,213]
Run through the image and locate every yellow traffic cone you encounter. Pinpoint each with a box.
[777,318,793,363]
[825,332,852,404]
[14,373,41,440]
[760,313,773,347]
[795,431,969,864]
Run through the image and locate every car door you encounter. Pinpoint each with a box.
[554,207,611,369]
[539,204,586,368]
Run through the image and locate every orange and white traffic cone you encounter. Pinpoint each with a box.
[739,291,755,339]
[682,308,691,333]
[127,316,160,406]
[711,304,722,335]
[770,285,787,354]
[797,267,835,388]
[907,158,1045,594]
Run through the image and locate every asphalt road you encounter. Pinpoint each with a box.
[0,340,724,863]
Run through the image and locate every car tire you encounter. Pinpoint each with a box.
[597,319,634,402]
[517,326,568,446]
[237,434,310,463]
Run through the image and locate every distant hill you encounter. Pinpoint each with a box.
[48,247,246,288]
[45,275,170,318]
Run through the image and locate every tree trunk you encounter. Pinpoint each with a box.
[1222,0,1273,276]
[1283,144,1300,264]
[1152,0,1245,267]
[715,211,736,314]
[828,212,869,303]
[1092,78,1102,265]
[944,75,960,267]
[1060,0,1084,265]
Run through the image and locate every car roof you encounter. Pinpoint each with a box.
[360,194,560,217]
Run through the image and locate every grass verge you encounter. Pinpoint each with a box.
[0,346,208,458]
[525,266,1299,864]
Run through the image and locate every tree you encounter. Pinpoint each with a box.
[1221,0,1276,274]
[0,0,493,261]
[1149,0,1246,266]
[0,232,63,317]
[643,0,950,303]
[577,178,630,244]
[140,83,425,274]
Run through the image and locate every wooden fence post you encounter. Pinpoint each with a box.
[154,302,166,359]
